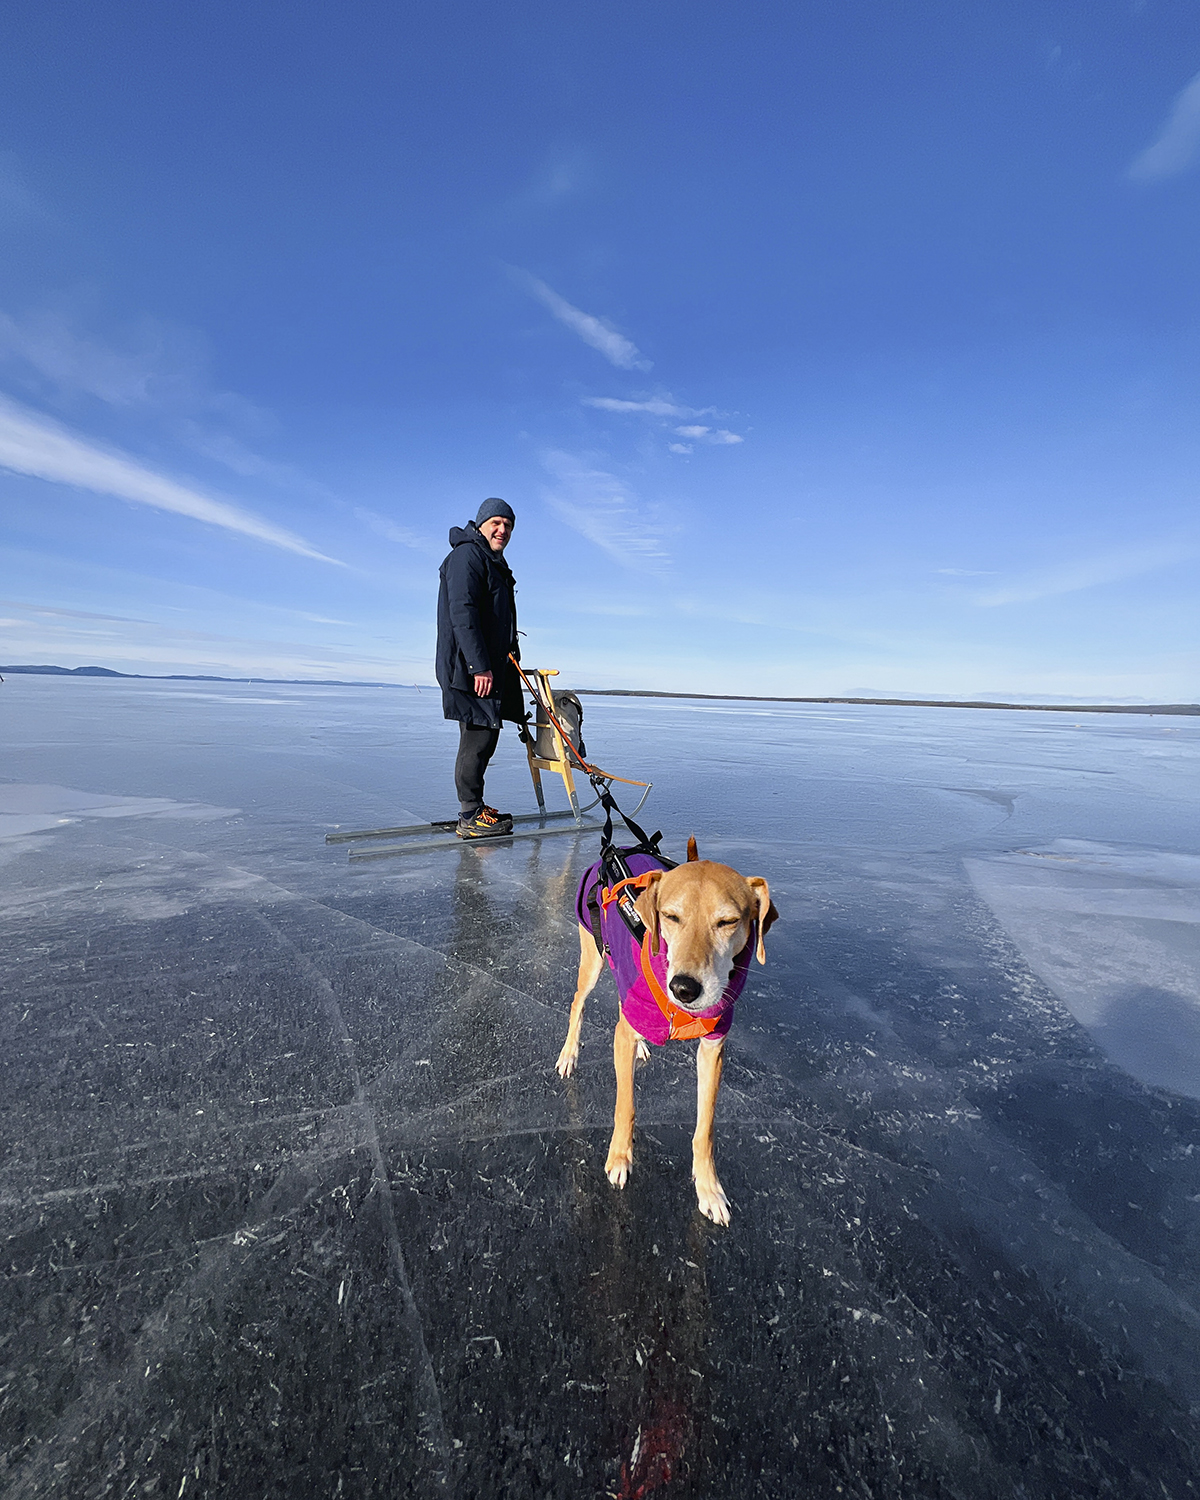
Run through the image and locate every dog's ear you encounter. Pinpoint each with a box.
[747,877,779,965]
[687,835,699,862]
[634,870,665,955]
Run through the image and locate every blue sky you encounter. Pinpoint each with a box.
[0,0,1197,699]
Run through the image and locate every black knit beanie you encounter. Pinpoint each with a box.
[475,498,516,526]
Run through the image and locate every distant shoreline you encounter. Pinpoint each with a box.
[575,689,1200,716]
[0,664,409,689]
[2,664,1197,716]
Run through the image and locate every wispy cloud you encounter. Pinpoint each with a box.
[0,597,152,623]
[0,395,342,564]
[972,541,1190,606]
[583,395,745,448]
[0,308,229,411]
[583,396,707,417]
[540,449,672,573]
[173,420,314,488]
[515,272,650,370]
[937,567,997,577]
[674,424,743,445]
[0,308,316,491]
[2,594,357,637]
[353,506,441,555]
[498,148,591,219]
[1128,70,1200,180]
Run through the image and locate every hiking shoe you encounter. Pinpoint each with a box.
[457,806,513,839]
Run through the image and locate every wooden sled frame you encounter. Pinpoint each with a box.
[524,667,590,825]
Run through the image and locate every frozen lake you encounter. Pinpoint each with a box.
[2,674,1199,1497]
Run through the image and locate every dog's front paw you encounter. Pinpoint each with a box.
[555,1040,579,1078]
[605,1144,633,1188]
[694,1175,731,1226]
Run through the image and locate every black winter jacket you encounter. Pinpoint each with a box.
[436,523,524,727]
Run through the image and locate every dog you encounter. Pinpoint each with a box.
[556,837,778,1224]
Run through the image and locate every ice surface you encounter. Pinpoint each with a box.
[2,674,1200,1497]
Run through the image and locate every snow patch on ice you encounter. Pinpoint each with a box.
[0,783,238,841]
[966,841,1200,1098]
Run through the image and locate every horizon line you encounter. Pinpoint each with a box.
[2,664,1197,716]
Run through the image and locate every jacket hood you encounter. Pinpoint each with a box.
[447,521,513,571]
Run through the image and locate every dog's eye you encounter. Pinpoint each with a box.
[662,912,681,924]
[716,918,739,928]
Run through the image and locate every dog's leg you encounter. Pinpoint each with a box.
[556,925,604,1078]
[692,1037,730,1224]
[605,1013,640,1187]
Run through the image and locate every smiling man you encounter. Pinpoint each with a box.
[435,499,524,838]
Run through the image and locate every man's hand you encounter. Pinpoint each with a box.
[473,671,494,697]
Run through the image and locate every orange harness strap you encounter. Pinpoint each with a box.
[637,933,724,1042]
[600,871,657,911]
[600,872,724,1040]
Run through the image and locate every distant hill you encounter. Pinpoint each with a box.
[2,664,129,677]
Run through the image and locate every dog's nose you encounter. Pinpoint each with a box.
[669,973,703,1004]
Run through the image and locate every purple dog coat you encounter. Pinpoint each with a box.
[576,853,754,1046]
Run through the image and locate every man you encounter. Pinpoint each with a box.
[436,499,526,839]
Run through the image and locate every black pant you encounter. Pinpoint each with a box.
[455,722,501,816]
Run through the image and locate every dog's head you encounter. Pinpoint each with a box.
[634,840,779,1011]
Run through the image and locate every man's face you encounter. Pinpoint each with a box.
[479,516,513,552]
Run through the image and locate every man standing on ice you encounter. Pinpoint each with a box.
[436,499,524,838]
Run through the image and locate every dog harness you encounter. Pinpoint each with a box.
[576,851,754,1046]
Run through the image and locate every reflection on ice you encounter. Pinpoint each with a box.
[1,675,1199,1497]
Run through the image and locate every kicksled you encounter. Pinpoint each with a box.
[325,663,652,861]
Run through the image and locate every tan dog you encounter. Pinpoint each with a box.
[557,838,778,1224]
